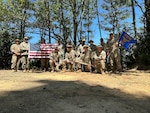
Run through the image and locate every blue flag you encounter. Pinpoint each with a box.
[118,31,137,50]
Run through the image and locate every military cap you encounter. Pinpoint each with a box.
[57,39,61,42]
[83,45,89,48]
[15,39,20,42]
[55,47,58,50]
[67,44,72,48]
[82,38,85,41]
[79,38,85,42]
[97,45,103,48]
[78,39,82,42]
[88,40,94,43]
[24,37,29,39]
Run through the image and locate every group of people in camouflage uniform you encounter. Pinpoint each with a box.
[10,33,122,74]
[10,37,29,72]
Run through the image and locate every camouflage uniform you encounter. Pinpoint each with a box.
[88,40,97,72]
[93,46,106,74]
[20,37,30,72]
[107,34,122,72]
[57,42,64,65]
[49,48,61,72]
[10,39,21,71]
[40,39,49,71]
[80,45,92,72]
[63,45,76,71]
[100,38,106,51]
[76,43,85,70]
[89,40,97,52]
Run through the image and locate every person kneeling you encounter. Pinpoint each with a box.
[93,45,106,74]
[49,48,62,72]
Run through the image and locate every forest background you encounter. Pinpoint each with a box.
[0,0,149,69]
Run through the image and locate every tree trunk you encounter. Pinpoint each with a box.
[145,0,150,37]
[47,2,51,43]
[73,1,77,46]
[96,0,102,39]
[131,0,137,38]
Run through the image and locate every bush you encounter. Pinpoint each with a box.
[137,54,150,70]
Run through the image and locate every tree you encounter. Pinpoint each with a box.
[82,0,96,42]
[0,0,33,39]
[133,0,150,69]
[0,31,12,69]
[145,0,150,37]
[100,0,130,35]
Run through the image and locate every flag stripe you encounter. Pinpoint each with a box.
[29,43,57,58]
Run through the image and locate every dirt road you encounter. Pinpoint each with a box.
[0,70,150,113]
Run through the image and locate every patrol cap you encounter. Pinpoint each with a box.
[24,37,28,40]
[83,45,89,48]
[79,38,85,42]
[55,47,58,51]
[15,39,20,42]
[57,39,61,43]
[78,39,82,42]
[110,33,114,35]
[66,44,72,48]
[97,45,103,48]
[88,40,93,43]
[82,38,85,42]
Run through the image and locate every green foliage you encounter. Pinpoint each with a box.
[135,35,150,70]
[100,0,130,34]
[0,0,149,70]
[0,31,12,69]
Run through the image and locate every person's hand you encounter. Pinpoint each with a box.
[15,52,20,56]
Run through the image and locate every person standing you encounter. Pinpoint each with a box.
[57,40,64,66]
[88,40,97,72]
[20,37,30,72]
[88,40,97,52]
[106,33,122,73]
[40,38,49,72]
[76,38,85,56]
[100,38,106,51]
[93,45,106,74]
[10,39,21,72]
[76,38,85,71]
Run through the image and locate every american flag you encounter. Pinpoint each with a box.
[28,43,57,58]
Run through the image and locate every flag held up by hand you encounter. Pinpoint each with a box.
[118,31,137,50]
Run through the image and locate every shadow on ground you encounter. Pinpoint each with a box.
[0,79,150,113]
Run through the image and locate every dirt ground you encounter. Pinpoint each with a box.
[0,69,150,113]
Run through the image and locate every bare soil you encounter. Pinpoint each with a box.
[0,70,150,113]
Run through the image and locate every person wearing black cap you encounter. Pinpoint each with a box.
[10,39,21,72]
[100,38,106,51]
[88,40,97,72]
[88,40,97,52]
